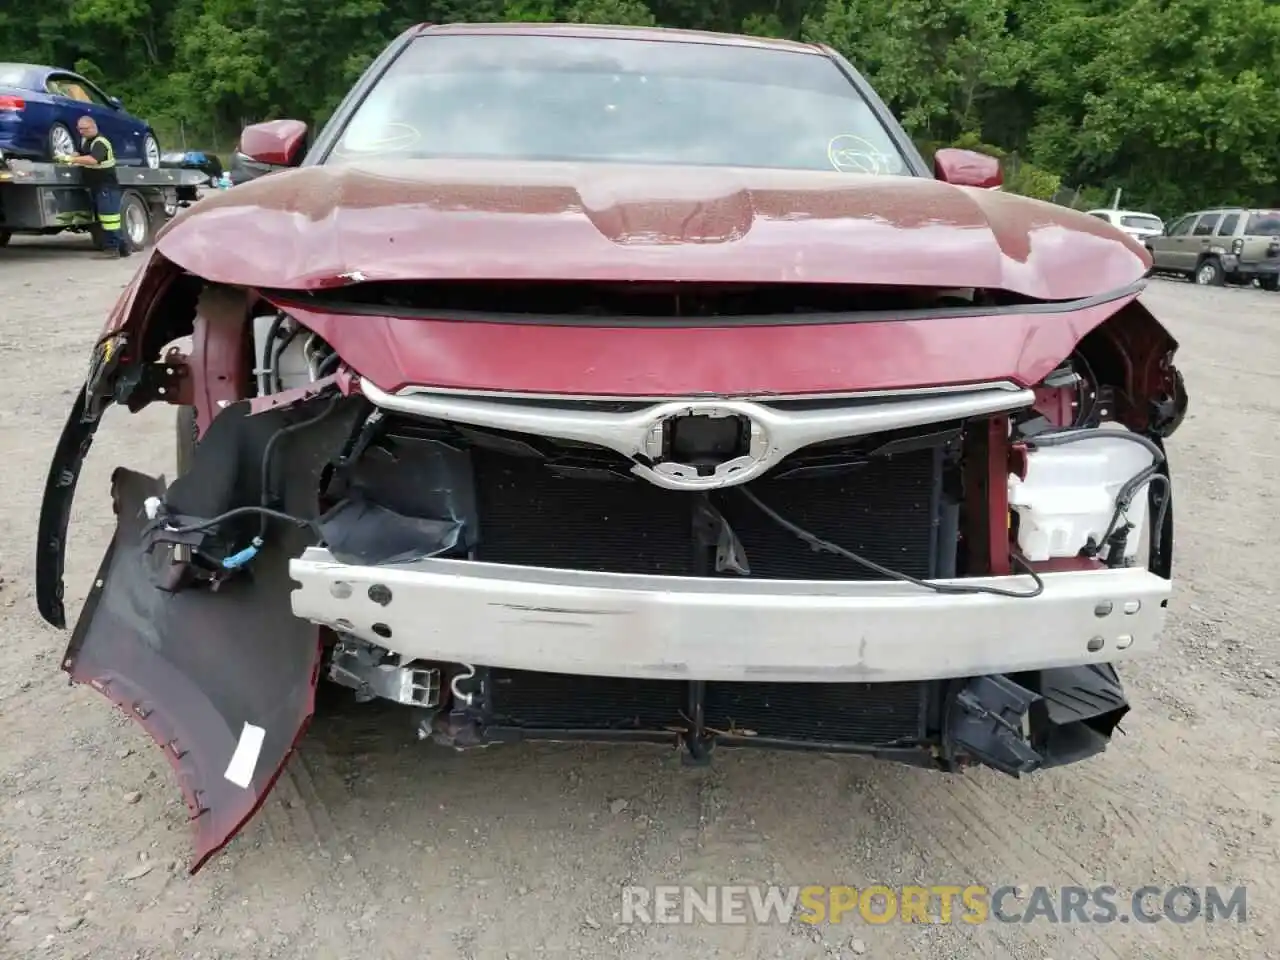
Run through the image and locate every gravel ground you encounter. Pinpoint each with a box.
[0,233,1277,960]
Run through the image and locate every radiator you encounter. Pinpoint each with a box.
[471,442,943,580]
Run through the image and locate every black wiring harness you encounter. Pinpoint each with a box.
[741,423,1168,598]
[151,394,342,572]
[740,486,1047,599]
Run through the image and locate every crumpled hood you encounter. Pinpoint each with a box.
[154,159,1147,301]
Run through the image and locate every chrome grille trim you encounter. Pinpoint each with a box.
[358,379,1034,491]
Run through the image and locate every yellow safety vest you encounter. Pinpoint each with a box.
[85,135,116,168]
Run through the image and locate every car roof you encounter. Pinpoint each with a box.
[0,63,41,85]
[0,63,70,86]
[413,21,825,55]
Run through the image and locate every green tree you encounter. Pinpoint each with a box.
[565,0,658,24]
[803,0,1028,139]
[1021,0,1280,212]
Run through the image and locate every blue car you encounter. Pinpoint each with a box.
[0,63,160,167]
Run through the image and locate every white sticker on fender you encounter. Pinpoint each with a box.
[223,722,266,789]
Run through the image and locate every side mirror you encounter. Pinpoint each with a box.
[238,119,309,167]
[108,96,123,109]
[934,147,1003,189]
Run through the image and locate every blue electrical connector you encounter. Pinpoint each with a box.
[221,536,264,569]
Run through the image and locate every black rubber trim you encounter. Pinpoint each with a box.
[36,388,101,628]
[1149,437,1174,580]
[263,277,1147,329]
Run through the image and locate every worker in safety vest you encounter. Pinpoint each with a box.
[58,115,130,259]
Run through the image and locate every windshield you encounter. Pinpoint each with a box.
[1120,215,1162,231]
[330,34,910,176]
[1246,211,1280,235]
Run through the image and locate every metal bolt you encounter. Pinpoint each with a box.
[1087,636,1105,652]
[1123,600,1141,614]
[1094,601,1114,617]
[1116,635,1134,650]
[368,584,392,606]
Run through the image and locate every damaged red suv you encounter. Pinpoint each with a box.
[37,23,1188,872]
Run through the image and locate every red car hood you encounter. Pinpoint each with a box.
[154,159,1147,301]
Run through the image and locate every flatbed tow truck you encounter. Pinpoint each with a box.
[0,156,208,251]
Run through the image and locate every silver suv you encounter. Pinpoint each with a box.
[1147,208,1280,289]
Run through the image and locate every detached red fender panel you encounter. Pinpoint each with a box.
[65,467,321,872]
[33,382,339,881]
[38,389,362,871]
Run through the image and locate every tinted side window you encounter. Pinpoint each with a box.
[1167,216,1194,236]
[68,79,108,106]
[82,79,115,106]
[1088,211,1112,221]
[1192,214,1221,236]
[1245,211,1280,235]
[47,75,106,106]
[1216,213,1240,236]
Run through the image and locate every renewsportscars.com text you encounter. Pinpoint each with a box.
[620,884,1248,926]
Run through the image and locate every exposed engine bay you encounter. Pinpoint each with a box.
[37,271,1187,873]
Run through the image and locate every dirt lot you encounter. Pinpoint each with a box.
[0,233,1276,960]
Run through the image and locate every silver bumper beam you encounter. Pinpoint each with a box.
[289,550,1170,684]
